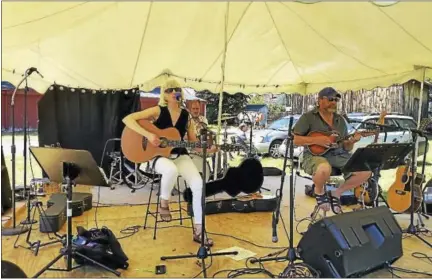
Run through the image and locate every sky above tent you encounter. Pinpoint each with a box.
[2,1,432,95]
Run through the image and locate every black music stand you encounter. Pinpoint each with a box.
[342,143,412,208]
[29,147,121,277]
[343,143,412,173]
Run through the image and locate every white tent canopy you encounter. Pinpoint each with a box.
[2,1,432,95]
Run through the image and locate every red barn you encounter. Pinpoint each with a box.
[1,88,41,130]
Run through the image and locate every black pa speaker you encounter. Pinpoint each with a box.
[298,206,402,278]
[1,260,28,278]
[1,146,13,213]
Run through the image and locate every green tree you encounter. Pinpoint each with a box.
[248,95,265,104]
[195,90,249,124]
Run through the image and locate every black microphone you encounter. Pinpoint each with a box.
[24,67,44,78]
[175,92,181,101]
[272,211,278,243]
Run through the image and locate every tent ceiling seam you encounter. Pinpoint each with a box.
[28,48,103,88]
[375,6,432,57]
[265,60,289,85]
[280,1,388,75]
[3,2,89,30]
[130,2,153,87]
[199,2,253,80]
[266,2,305,83]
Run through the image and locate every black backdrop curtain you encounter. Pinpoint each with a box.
[38,84,141,174]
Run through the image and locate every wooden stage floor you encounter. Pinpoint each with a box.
[2,184,431,278]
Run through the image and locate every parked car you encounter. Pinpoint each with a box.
[251,115,302,158]
[347,113,428,157]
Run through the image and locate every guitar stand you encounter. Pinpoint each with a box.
[14,199,64,256]
[160,129,238,278]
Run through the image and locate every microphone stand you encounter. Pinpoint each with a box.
[160,128,238,278]
[402,130,431,248]
[250,116,316,278]
[1,70,35,236]
[20,69,37,226]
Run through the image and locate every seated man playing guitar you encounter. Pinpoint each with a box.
[293,87,372,214]
[122,79,217,246]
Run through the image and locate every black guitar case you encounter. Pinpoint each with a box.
[187,195,279,216]
[183,157,264,203]
[40,192,93,233]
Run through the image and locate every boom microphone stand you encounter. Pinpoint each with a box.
[1,67,43,236]
[250,116,316,278]
[160,128,238,278]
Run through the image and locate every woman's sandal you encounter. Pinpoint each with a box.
[159,205,172,222]
[193,228,214,247]
[328,192,343,214]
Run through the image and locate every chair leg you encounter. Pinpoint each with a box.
[177,177,182,225]
[144,173,154,229]
[184,182,194,234]
[154,184,160,240]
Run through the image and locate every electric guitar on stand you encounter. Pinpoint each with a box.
[121,120,243,163]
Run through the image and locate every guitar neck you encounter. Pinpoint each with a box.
[165,139,205,149]
[163,139,243,152]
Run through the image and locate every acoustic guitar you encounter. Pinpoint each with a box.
[387,165,424,213]
[121,119,244,163]
[307,130,376,156]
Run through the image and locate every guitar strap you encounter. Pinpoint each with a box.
[316,111,338,134]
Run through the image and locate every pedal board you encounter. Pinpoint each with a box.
[40,192,93,233]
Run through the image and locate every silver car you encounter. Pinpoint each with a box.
[251,115,301,158]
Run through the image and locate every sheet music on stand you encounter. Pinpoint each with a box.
[343,143,413,173]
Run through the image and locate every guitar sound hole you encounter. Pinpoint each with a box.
[159,138,168,148]
[142,138,148,151]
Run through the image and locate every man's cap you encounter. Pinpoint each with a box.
[318,87,341,99]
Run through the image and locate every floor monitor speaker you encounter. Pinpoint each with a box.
[298,206,403,278]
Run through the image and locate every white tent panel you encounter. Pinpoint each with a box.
[2,1,432,94]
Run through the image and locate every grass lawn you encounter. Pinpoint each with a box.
[2,132,431,194]
[2,132,43,187]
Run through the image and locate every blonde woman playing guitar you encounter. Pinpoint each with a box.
[122,79,217,247]
[293,87,372,214]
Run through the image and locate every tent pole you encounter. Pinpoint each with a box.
[416,67,426,128]
[214,3,229,181]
